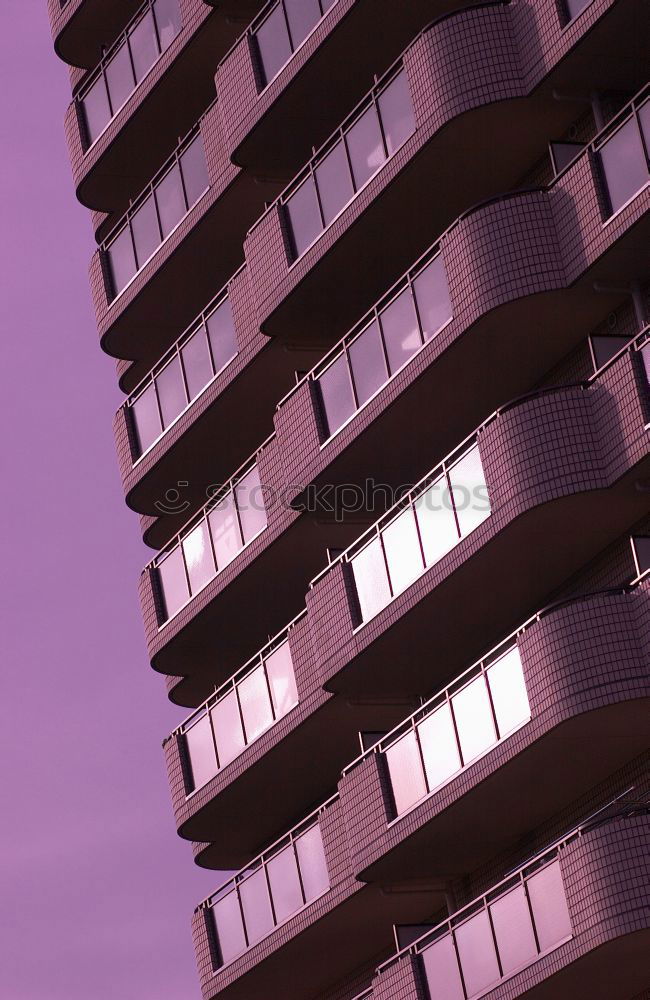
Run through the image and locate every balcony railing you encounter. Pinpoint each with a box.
[251,0,338,89]
[200,797,334,968]
[379,790,648,998]
[101,116,210,301]
[76,0,182,149]
[563,0,594,26]
[595,86,649,218]
[149,443,271,625]
[124,272,240,460]
[270,62,415,261]
[175,612,304,793]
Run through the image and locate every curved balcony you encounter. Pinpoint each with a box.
[273,87,650,509]
[306,332,650,701]
[140,434,360,706]
[91,100,279,378]
[49,0,141,68]
[64,0,268,217]
[113,263,319,523]
[214,0,455,172]
[373,805,650,1000]
[191,795,440,1000]
[243,0,642,343]
[164,611,413,867]
[338,581,650,885]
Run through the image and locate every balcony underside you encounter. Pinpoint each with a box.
[358,700,650,884]
[188,696,414,869]
[54,0,141,67]
[324,460,650,701]
[258,0,644,342]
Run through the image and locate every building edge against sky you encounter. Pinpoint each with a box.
[49,0,650,998]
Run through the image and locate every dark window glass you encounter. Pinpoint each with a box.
[418,702,461,792]
[235,465,267,544]
[129,10,158,82]
[156,353,187,428]
[155,162,186,237]
[208,492,243,569]
[180,134,209,207]
[454,909,500,997]
[315,140,354,225]
[267,844,303,922]
[565,0,591,19]
[600,117,648,215]
[378,71,416,155]
[131,193,160,268]
[265,642,298,715]
[181,327,213,399]
[413,255,452,341]
[422,934,465,1000]
[527,861,572,952]
[490,884,538,975]
[385,730,426,815]
[158,546,189,619]
[212,890,247,966]
[284,0,321,47]
[82,75,111,144]
[239,868,274,945]
[131,382,162,454]
[185,713,217,790]
[295,824,329,901]
[348,320,387,406]
[382,506,423,596]
[286,176,322,258]
[238,665,273,743]
[107,225,137,296]
[318,353,356,437]
[211,689,245,767]
[550,141,584,173]
[345,105,385,188]
[181,519,215,595]
[352,536,391,622]
[380,286,421,374]
[256,6,292,86]
[105,42,135,114]
[153,0,182,51]
[206,297,238,372]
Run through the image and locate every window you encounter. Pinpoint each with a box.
[284,68,415,260]
[156,354,186,427]
[212,890,246,965]
[351,536,391,622]
[385,730,427,815]
[564,0,592,21]
[265,641,299,715]
[104,129,209,299]
[212,690,246,768]
[254,0,337,88]
[526,861,572,951]
[414,477,459,567]
[490,885,537,974]
[239,868,274,945]
[266,844,303,922]
[451,674,497,765]
[207,296,238,372]
[184,714,216,791]
[418,702,461,792]
[79,0,182,149]
[157,546,189,619]
[382,506,423,596]
[598,111,649,216]
[181,326,213,399]
[421,934,465,1000]
[486,647,530,736]
[238,665,273,742]
[209,497,243,570]
[295,824,330,900]
[313,250,452,440]
[454,910,501,997]
[131,382,161,454]
[182,520,215,595]
[235,465,266,544]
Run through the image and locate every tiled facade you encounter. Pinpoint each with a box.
[51,0,649,998]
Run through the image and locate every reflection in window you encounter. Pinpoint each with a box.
[420,859,572,999]
[209,820,329,967]
[254,0,337,88]
[384,645,529,817]
[154,462,266,623]
[79,0,182,147]
[181,637,299,793]
[128,292,237,459]
[598,103,649,217]
[349,444,489,625]
[105,130,209,299]
[284,68,415,260]
[315,251,452,440]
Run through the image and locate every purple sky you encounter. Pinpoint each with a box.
[1,4,217,997]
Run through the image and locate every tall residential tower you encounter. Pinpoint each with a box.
[50,0,650,997]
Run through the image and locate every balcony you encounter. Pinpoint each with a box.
[164,611,414,867]
[306,331,650,701]
[91,100,280,380]
[192,795,441,1000]
[243,0,642,343]
[113,263,319,524]
[140,434,360,706]
[214,0,452,172]
[48,0,142,67]
[374,804,650,1000]
[338,580,650,885]
[273,89,650,508]
[65,0,266,214]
